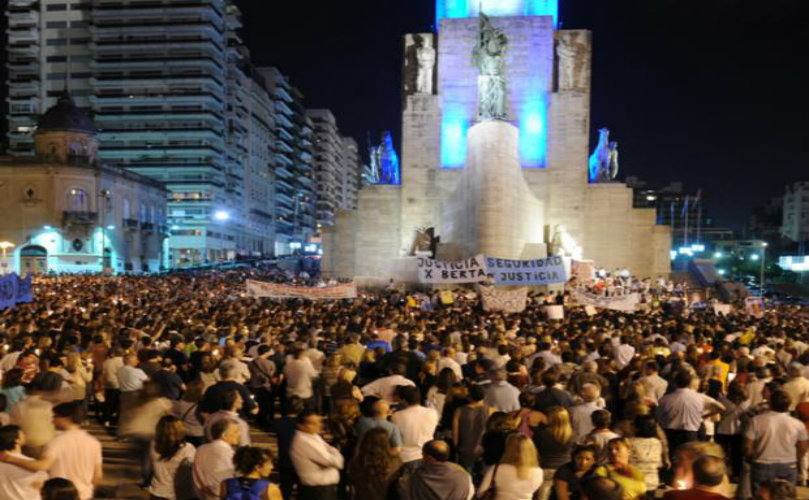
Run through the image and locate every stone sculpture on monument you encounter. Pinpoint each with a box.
[415,36,436,94]
[473,12,508,121]
[557,31,586,90]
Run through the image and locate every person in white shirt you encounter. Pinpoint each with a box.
[570,384,601,443]
[613,336,636,370]
[290,410,344,500]
[437,347,463,381]
[745,390,809,489]
[219,346,251,385]
[391,386,439,463]
[361,363,415,402]
[3,401,102,500]
[483,369,521,413]
[148,415,196,500]
[639,361,668,404]
[478,434,544,500]
[283,347,319,403]
[193,419,240,500]
[747,366,773,408]
[203,389,251,446]
[117,354,148,393]
[782,364,809,411]
[100,348,124,426]
[0,425,49,500]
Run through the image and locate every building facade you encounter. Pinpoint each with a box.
[4,0,324,265]
[781,181,809,244]
[258,67,316,255]
[306,109,362,228]
[0,92,167,275]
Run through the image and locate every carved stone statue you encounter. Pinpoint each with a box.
[556,32,585,90]
[472,12,508,121]
[550,224,583,260]
[608,141,619,179]
[588,128,618,183]
[409,226,439,257]
[415,36,436,94]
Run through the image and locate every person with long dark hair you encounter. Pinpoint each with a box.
[148,415,196,500]
[348,427,403,500]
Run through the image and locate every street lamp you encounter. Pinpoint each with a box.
[759,242,768,297]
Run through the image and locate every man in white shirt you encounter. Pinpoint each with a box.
[747,366,773,408]
[117,354,148,392]
[203,389,251,445]
[0,425,49,500]
[570,383,601,443]
[361,363,415,402]
[782,364,809,411]
[656,370,707,458]
[744,390,809,489]
[483,369,520,413]
[283,347,319,404]
[193,418,240,500]
[639,360,668,403]
[437,347,463,381]
[4,402,102,500]
[290,410,344,500]
[391,386,439,463]
[100,348,124,426]
[613,336,636,370]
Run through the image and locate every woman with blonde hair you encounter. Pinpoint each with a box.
[533,406,575,500]
[65,352,92,422]
[478,433,544,500]
[593,437,647,500]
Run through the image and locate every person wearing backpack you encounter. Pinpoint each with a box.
[220,446,282,500]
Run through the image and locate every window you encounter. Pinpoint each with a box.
[122,198,131,220]
[46,21,68,28]
[46,4,67,11]
[46,56,67,62]
[65,188,88,212]
[46,39,67,46]
[139,202,147,222]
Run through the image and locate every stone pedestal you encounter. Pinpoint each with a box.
[441,121,544,259]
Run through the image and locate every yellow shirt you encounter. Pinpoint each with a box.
[595,464,647,500]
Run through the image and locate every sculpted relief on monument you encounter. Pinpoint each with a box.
[556,30,590,91]
[404,33,436,96]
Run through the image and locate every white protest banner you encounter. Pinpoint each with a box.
[572,290,640,313]
[584,305,598,316]
[484,255,568,286]
[417,254,487,284]
[480,285,528,313]
[712,304,733,316]
[246,279,357,300]
[571,259,596,281]
[544,305,565,320]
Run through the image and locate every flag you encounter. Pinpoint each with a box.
[681,195,690,217]
[694,188,702,205]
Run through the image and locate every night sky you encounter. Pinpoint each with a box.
[237,0,809,230]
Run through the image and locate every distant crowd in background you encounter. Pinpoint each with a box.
[0,271,806,500]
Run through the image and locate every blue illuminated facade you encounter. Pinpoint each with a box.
[438,11,554,169]
[436,0,558,28]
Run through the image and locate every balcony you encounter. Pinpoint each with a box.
[62,211,98,227]
[8,11,39,26]
[123,218,140,230]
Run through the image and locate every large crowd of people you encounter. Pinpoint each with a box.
[0,271,807,500]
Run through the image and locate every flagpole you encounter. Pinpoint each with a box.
[683,196,689,248]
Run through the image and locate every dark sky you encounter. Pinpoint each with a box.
[236,0,809,230]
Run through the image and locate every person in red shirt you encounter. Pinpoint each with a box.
[663,455,730,500]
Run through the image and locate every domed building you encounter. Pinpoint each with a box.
[0,93,168,274]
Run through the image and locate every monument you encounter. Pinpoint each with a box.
[322,0,671,286]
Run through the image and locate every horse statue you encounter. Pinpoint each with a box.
[588,128,611,183]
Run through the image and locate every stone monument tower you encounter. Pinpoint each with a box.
[322,1,671,286]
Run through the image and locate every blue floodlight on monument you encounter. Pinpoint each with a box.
[519,90,547,168]
[440,105,468,168]
[375,131,400,185]
[437,0,558,28]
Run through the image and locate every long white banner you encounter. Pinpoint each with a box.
[572,290,640,312]
[417,254,488,284]
[245,279,357,300]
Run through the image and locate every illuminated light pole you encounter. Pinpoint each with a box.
[760,242,768,297]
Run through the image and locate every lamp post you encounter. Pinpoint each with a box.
[760,242,768,297]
